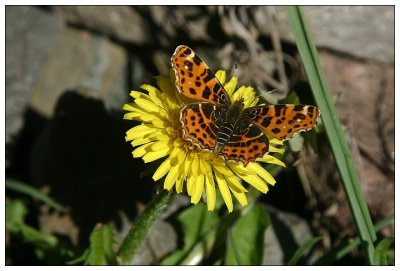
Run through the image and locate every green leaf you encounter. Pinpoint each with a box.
[287,6,376,264]
[287,236,322,265]
[161,203,220,265]
[373,237,394,265]
[6,200,58,250]
[204,210,241,265]
[84,224,117,265]
[6,199,28,230]
[6,178,65,212]
[225,204,269,265]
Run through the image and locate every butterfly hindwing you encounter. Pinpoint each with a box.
[244,104,320,140]
[180,102,226,150]
[220,123,269,165]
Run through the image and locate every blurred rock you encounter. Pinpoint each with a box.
[257,6,394,63]
[263,205,316,265]
[318,50,394,234]
[54,6,151,45]
[6,6,63,146]
[131,219,177,265]
[29,26,128,117]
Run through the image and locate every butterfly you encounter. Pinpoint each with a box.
[171,45,320,166]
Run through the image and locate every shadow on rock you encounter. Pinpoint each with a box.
[29,90,155,246]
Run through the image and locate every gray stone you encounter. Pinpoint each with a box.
[29,26,128,117]
[6,6,63,145]
[54,6,151,45]
[132,219,177,265]
[263,205,315,265]
[257,6,394,63]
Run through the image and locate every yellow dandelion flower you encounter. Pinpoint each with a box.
[123,70,285,212]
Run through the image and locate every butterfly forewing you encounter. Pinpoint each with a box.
[171,45,230,106]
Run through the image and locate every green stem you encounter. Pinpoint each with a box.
[117,189,173,265]
[287,6,376,264]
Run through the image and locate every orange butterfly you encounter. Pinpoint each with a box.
[171,45,320,166]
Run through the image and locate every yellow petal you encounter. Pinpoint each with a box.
[155,75,177,102]
[214,169,233,212]
[122,102,137,112]
[145,86,164,108]
[224,75,238,96]
[257,155,286,167]
[230,188,248,207]
[123,111,141,120]
[268,145,285,154]
[126,124,157,140]
[225,174,247,193]
[142,148,170,163]
[247,163,276,186]
[152,157,172,181]
[213,162,235,177]
[176,161,189,193]
[192,154,200,176]
[132,142,154,158]
[270,138,284,145]
[215,70,226,85]
[226,161,254,176]
[191,174,204,204]
[135,98,159,113]
[198,157,209,175]
[169,146,185,166]
[240,174,268,193]
[131,137,151,147]
[129,90,146,99]
[205,171,216,211]
[140,84,161,95]
[164,164,179,190]
[150,140,172,151]
[187,173,195,196]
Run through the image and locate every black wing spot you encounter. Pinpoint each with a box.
[271,128,281,134]
[294,105,304,111]
[203,69,214,82]
[202,88,212,99]
[193,54,202,65]
[275,105,285,116]
[294,113,306,120]
[189,88,197,95]
[261,117,273,127]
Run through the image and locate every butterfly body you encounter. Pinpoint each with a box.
[214,99,246,155]
[172,45,320,166]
